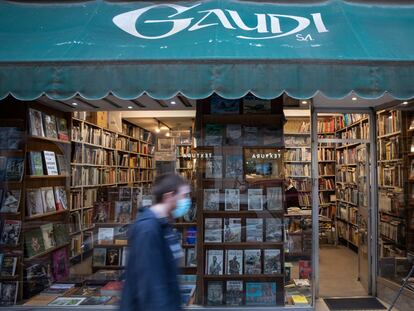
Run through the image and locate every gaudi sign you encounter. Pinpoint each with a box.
[113,3,328,40]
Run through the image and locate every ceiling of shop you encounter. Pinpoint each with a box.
[125,117,194,132]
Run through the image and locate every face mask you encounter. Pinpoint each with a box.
[172,198,192,219]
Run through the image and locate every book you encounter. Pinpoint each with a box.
[118,187,132,201]
[204,218,222,243]
[224,189,240,211]
[180,284,196,306]
[1,257,17,276]
[26,188,43,217]
[293,278,310,287]
[226,250,243,275]
[48,297,86,306]
[206,250,223,275]
[0,220,21,245]
[262,127,283,146]
[43,151,58,175]
[0,189,21,213]
[207,281,223,305]
[210,94,240,114]
[24,260,52,297]
[203,189,220,211]
[266,187,283,211]
[41,187,56,213]
[226,124,242,145]
[205,156,222,178]
[29,108,45,137]
[292,295,308,305]
[245,282,276,305]
[0,127,23,150]
[54,186,68,211]
[71,285,102,296]
[226,280,243,306]
[246,218,263,242]
[56,154,68,175]
[243,95,271,114]
[24,228,45,258]
[80,296,112,305]
[114,225,128,245]
[0,254,2,270]
[244,249,262,274]
[57,117,69,141]
[0,281,18,305]
[121,247,130,266]
[265,218,283,242]
[52,248,69,281]
[114,201,132,223]
[225,155,243,178]
[28,151,44,176]
[106,248,121,266]
[299,260,311,279]
[93,248,107,267]
[100,281,123,296]
[243,126,259,146]
[98,228,114,245]
[186,248,197,267]
[5,157,24,181]
[248,188,263,211]
[264,249,281,274]
[85,269,123,285]
[204,124,223,146]
[42,113,58,139]
[53,223,69,246]
[40,223,56,249]
[93,201,110,223]
[224,218,241,242]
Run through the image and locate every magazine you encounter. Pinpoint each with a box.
[114,201,132,223]
[210,94,240,114]
[244,249,262,274]
[264,249,281,274]
[226,124,242,145]
[225,155,243,178]
[207,281,223,305]
[5,157,24,182]
[224,189,240,211]
[223,218,241,243]
[203,189,220,210]
[29,108,45,137]
[265,218,283,242]
[0,189,21,213]
[248,188,263,211]
[226,280,243,306]
[204,124,223,146]
[246,218,263,242]
[204,218,222,243]
[54,186,68,211]
[245,282,276,306]
[206,250,223,275]
[205,156,223,179]
[186,248,197,267]
[226,250,243,275]
[42,113,58,139]
[266,187,283,211]
[0,220,21,245]
[41,187,56,213]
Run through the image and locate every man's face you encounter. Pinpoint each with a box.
[167,184,191,214]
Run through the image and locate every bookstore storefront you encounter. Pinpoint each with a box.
[1,0,414,310]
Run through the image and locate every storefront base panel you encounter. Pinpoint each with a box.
[377,277,414,311]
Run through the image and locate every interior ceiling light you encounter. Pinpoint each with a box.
[351,97,357,101]
[166,131,170,137]
[301,100,307,104]
[72,102,78,106]
[402,101,408,105]
[155,121,161,133]
[127,106,133,109]
[170,101,176,105]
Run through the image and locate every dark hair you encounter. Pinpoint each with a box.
[152,173,188,204]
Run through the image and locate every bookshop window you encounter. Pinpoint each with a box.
[377,103,414,289]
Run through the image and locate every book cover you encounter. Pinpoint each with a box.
[226,124,242,145]
[54,186,68,211]
[262,127,283,146]
[80,296,112,305]
[210,94,240,114]
[224,189,240,211]
[98,228,114,245]
[57,117,69,141]
[180,284,196,306]
[265,218,283,242]
[203,189,220,211]
[207,281,223,305]
[204,218,222,243]
[28,151,44,176]
[93,201,110,223]
[246,218,263,242]
[114,201,131,223]
[42,113,58,139]
[266,187,283,211]
[1,189,21,213]
[106,248,121,266]
[245,282,276,306]
[243,126,259,146]
[206,250,223,275]
[1,257,17,276]
[93,248,107,267]
[0,220,21,246]
[204,124,223,146]
[0,156,6,181]
[121,247,130,266]
[100,281,123,296]
[25,188,44,217]
[56,154,68,175]
[41,187,56,213]
[0,253,3,269]
[244,249,262,274]
[114,225,128,245]
[224,218,241,243]
[186,248,197,267]
[248,188,263,211]
[48,297,86,306]
[225,155,243,178]
[43,151,58,175]
[40,223,56,250]
[243,95,271,114]
[205,156,223,179]
[291,295,308,305]
[23,261,52,298]
[226,249,243,275]
[0,281,18,305]
[71,285,102,296]
[118,187,132,201]
[52,248,69,281]
[24,228,45,258]
[264,249,281,274]
[53,223,69,246]
[5,157,24,182]
[0,127,23,150]
[299,260,311,279]
[29,108,45,137]
[226,280,243,306]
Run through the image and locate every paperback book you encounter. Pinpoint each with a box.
[207,281,223,305]
[56,154,68,175]
[40,223,56,249]
[5,157,24,182]
[114,201,132,223]
[186,248,197,267]
[204,218,222,243]
[266,187,283,211]
[0,220,21,245]
[53,223,70,246]
[28,151,44,176]
[265,218,283,242]
[106,248,121,266]
[248,188,263,211]
[24,228,45,258]
[52,248,69,281]
[0,189,21,213]
[203,189,220,211]
[93,201,110,223]
[98,228,114,245]
[41,187,56,213]
[246,218,263,242]
[29,108,45,137]
[206,250,223,275]
[0,257,17,277]
[42,114,58,139]
[226,280,243,306]
[54,186,68,211]
[93,248,107,267]
[264,249,281,274]
[244,249,262,274]
[43,151,58,175]
[224,218,241,243]
[225,155,243,178]
[57,117,69,141]
[245,282,276,306]
[206,156,223,179]
[0,281,18,305]
[226,250,243,275]
[224,189,240,211]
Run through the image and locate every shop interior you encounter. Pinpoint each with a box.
[0,93,413,308]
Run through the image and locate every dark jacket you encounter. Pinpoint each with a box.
[120,208,182,311]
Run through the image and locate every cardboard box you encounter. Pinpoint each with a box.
[87,112,108,128]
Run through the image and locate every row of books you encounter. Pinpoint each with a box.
[205,249,281,275]
[92,247,129,267]
[204,218,282,243]
[292,179,311,191]
[24,224,69,259]
[298,193,311,207]
[378,137,401,161]
[337,148,357,164]
[28,151,67,176]
[337,187,358,205]
[122,122,153,143]
[336,113,368,129]
[337,168,356,184]
[338,122,369,140]
[380,217,406,245]
[285,135,310,147]
[285,164,310,177]
[177,145,192,157]
[284,120,310,133]
[318,163,334,176]
[379,164,404,188]
[317,119,335,133]
[318,148,334,161]
[319,178,335,190]
[26,186,68,217]
[378,110,401,136]
[203,188,283,212]
[29,108,69,141]
[284,149,310,162]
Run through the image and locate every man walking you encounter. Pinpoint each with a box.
[120,174,191,311]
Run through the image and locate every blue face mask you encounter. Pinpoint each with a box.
[172,198,192,218]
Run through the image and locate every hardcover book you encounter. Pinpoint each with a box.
[265,218,283,242]
[210,94,240,114]
[52,248,69,281]
[206,250,223,275]
[0,220,21,246]
[114,201,132,223]
[24,228,45,258]
[106,248,121,266]
[225,155,243,178]
[5,157,24,182]
[248,188,263,211]
[186,248,197,267]
[93,248,107,267]
[266,187,283,211]
[245,282,276,306]
[243,95,271,114]
[56,154,68,175]
[43,151,58,175]
[1,189,21,213]
[207,281,223,305]
[224,218,241,243]
[57,117,69,141]
[93,201,110,223]
[0,281,18,305]
[53,223,69,246]
[299,260,311,279]
[226,280,243,306]
[226,249,243,275]
[226,124,242,145]
[244,249,262,274]
[246,218,263,242]
[264,249,281,274]
[40,223,56,250]
[98,228,114,245]
[203,189,220,211]
[29,151,44,176]
[0,257,17,277]
[204,218,222,243]
[224,189,240,211]
[204,124,223,146]
[42,113,58,139]
[29,108,45,137]
[41,187,56,213]
[205,156,223,179]
[54,186,68,211]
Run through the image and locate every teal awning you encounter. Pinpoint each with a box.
[0,0,413,100]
